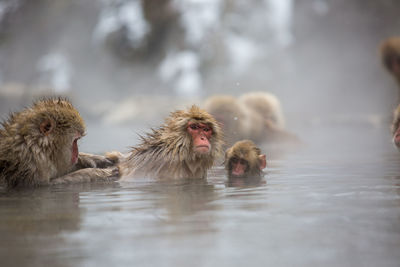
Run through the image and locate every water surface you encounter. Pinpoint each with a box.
[1,124,400,267]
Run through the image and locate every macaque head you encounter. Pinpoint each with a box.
[225,140,267,178]
[380,37,400,77]
[166,105,223,160]
[33,98,85,171]
[392,104,400,150]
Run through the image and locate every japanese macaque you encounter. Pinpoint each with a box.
[203,95,246,146]
[115,105,223,180]
[238,91,285,128]
[239,91,299,143]
[0,98,117,188]
[225,140,267,179]
[204,93,298,147]
[391,104,400,150]
[380,37,400,89]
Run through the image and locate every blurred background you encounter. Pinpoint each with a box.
[0,0,399,153]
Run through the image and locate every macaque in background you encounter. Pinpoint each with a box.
[379,37,400,149]
[238,91,285,128]
[0,98,117,188]
[391,104,400,150]
[203,95,247,146]
[380,37,400,91]
[115,105,223,180]
[204,93,299,147]
[225,140,267,179]
[239,91,299,143]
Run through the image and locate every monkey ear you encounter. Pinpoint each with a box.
[258,154,267,170]
[39,119,55,136]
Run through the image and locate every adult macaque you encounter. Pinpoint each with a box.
[238,91,300,143]
[225,140,266,179]
[238,91,285,128]
[380,37,400,89]
[204,93,298,146]
[203,95,247,146]
[116,105,223,180]
[0,98,117,188]
[392,104,400,150]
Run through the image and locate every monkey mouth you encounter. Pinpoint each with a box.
[195,145,210,153]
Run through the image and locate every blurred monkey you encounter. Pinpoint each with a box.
[203,95,247,146]
[379,37,400,150]
[204,93,298,147]
[238,91,285,128]
[380,37,400,91]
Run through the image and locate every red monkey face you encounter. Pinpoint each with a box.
[187,122,212,154]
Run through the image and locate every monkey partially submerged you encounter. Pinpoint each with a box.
[225,140,267,179]
[0,98,117,188]
[114,105,223,180]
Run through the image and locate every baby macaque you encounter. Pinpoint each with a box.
[0,98,117,188]
[225,140,266,179]
[116,105,223,180]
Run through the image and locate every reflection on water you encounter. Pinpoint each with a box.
[1,125,400,267]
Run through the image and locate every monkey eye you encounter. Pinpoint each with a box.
[203,127,211,132]
[231,157,239,164]
[189,124,199,130]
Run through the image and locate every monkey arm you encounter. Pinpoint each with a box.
[76,152,116,169]
[104,151,126,164]
[50,167,119,185]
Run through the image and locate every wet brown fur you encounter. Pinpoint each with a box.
[118,105,223,180]
[0,98,117,188]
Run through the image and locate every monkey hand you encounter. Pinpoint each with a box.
[105,151,125,164]
[51,167,120,185]
[77,152,116,169]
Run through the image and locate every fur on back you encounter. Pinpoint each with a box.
[0,98,85,187]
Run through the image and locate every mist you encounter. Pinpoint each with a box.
[0,0,399,153]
